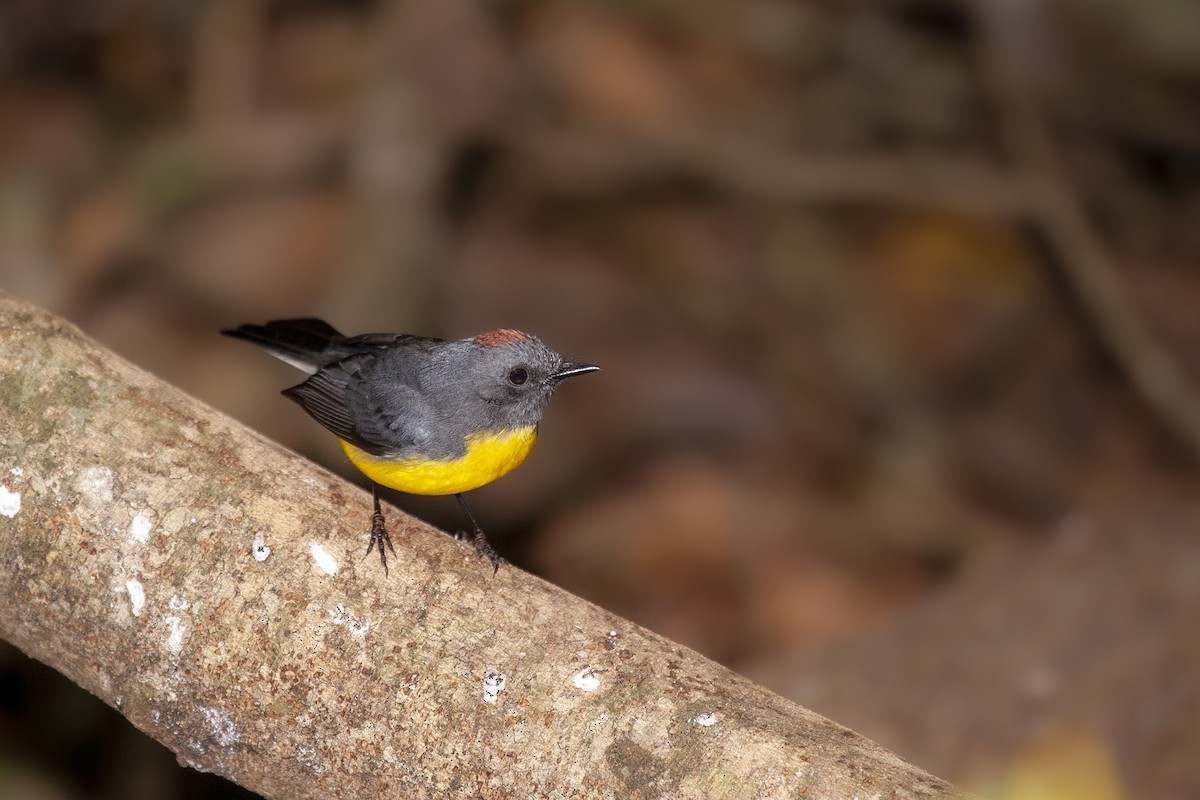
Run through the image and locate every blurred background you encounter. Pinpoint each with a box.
[1,0,1198,797]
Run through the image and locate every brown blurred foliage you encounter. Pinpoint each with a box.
[1,0,1198,797]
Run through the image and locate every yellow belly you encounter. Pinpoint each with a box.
[338,427,538,496]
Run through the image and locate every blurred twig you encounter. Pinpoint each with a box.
[509,126,1028,216]
[971,0,1200,461]
[501,0,1200,462]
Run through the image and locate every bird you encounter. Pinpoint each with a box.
[222,318,598,574]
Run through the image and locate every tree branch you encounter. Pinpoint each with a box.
[0,293,970,799]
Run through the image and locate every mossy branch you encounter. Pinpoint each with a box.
[0,293,970,799]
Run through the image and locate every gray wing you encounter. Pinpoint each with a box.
[283,347,440,457]
[282,354,369,446]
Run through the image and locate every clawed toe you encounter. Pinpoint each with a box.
[364,508,397,575]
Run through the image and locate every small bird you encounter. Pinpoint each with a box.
[222,319,598,574]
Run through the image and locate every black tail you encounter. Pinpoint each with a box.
[221,318,345,372]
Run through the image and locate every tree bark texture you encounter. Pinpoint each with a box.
[0,293,970,799]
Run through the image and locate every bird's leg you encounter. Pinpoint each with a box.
[364,482,397,575]
[456,493,505,574]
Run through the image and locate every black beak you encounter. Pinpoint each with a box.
[552,361,600,381]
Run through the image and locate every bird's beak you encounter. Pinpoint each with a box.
[552,361,600,381]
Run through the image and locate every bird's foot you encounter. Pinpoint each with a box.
[455,529,506,574]
[364,508,397,575]
[473,530,507,575]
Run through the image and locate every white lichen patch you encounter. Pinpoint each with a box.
[75,466,114,503]
[482,669,507,703]
[309,542,338,575]
[0,485,20,518]
[165,615,185,655]
[693,711,719,727]
[199,705,240,747]
[251,531,271,561]
[329,604,370,640]
[572,666,601,692]
[130,514,153,543]
[297,745,326,774]
[125,579,146,616]
[164,594,188,655]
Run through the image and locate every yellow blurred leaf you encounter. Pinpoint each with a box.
[992,728,1124,800]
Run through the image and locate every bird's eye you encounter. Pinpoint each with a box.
[508,367,528,385]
